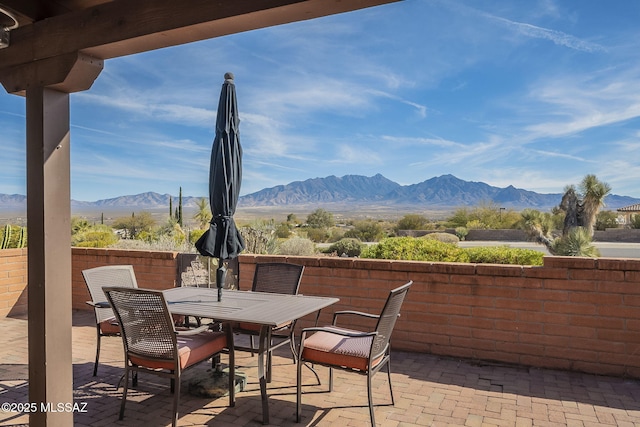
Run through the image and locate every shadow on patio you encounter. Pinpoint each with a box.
[1,310,640,426]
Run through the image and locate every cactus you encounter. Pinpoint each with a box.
[18,227,27,248]
[0,225,27,249]
[1,225,10,249]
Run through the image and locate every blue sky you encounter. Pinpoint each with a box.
[2,0,640,201]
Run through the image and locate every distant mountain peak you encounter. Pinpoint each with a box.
[2,174,639,212]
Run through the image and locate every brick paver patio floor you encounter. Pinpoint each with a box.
[1,310,640,426]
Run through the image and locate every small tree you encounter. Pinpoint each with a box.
[306,208,334,229]
[344,220,385,242]
[112,211,156,239]
[327,238,364,257]
[395,214,430,231]
[595,210,618,231]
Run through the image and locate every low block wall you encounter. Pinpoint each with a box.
[0,248,27,317]
[71,248,179,310]
[2,248,640,378]
[240,254,640,378]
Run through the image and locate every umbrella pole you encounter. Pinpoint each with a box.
[216,260,227,302]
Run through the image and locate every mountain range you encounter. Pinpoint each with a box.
[1,174,639,212]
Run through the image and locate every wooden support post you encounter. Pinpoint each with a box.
[26,87,73,427]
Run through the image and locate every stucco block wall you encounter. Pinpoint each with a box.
[240,254,640,377]
[3,248,640,377]
[0,248,27,317]
[71,247,179,310]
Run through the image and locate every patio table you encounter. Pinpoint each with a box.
[163,287,339,424]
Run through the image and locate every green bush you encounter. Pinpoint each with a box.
[72,227,118,248]
[362,237,469,262]
[326,238,364,257]
[463,246,544,266]
[421,232,459,244]
[454,227,468,241]
[305,227,330,243]
[362,237,543,265]
[190,228,206,243]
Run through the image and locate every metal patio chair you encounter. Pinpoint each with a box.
[82,265,138,376]
[296,281,412,426]
[104,287,235,427]
[233,262,304,382]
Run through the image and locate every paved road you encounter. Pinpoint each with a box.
[459,241,640,258]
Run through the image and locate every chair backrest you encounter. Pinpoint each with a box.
[251,262,304,295]
[371,281,412,360]
[82,265,139,323]
[104,287,177,362]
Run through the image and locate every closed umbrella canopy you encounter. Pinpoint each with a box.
[196,72,245,261]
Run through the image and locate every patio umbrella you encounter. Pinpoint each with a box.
[196,72,245,300]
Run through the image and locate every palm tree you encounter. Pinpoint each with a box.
[193,198,212,229]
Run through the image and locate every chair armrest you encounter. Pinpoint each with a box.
[300,326,377,339]
[86,301,110,308]
[332,310,379,325]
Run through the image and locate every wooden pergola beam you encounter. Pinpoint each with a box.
[0,0,399,68]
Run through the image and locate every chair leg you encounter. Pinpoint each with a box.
[228,350,236,407]
[93,329,101,376]
[119,367,130,420]
[296,356,303,422]
[386,359,395,405]
[329,366,333,392]
[367,371,376,427]
[172,371,180,427]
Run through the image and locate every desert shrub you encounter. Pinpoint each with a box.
[305,227,330,243]
[454,227,468,241]
[463,246,544,266]
[328,227,346,243]
[326,238,364,257]
[551,227,600,257]
[189,228,206,243]
[277,237,316,256]
[466,219,487,229]
[631,214,640,229]
[112,234,194,252]
[240,222,278,254]
[596,210,618,231]
[306,208,334,228]
[395,214,431,231]
[421,232,459,244]
[362,237,469,262]
[72,225,118,248]
[275,222,292,238]
[344,220,386,242]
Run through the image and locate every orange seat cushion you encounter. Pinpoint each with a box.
[301,326,377,372]
[129,331,227,371]
[99,318,121,335]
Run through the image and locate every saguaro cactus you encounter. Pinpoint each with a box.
[1,225,27,249]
